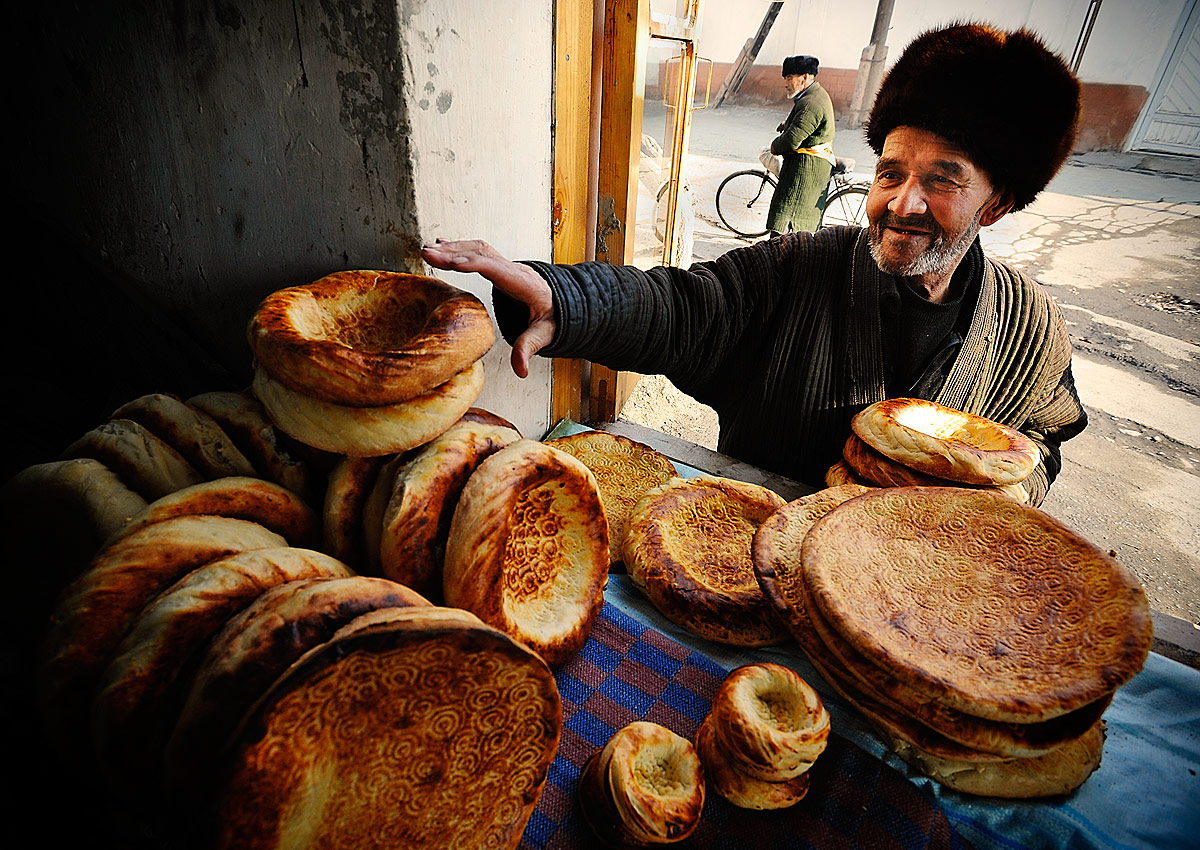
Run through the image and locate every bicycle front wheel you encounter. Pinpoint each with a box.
[819,183,870,228]
[716,169,776,238]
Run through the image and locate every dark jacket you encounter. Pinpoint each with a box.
[503,227,1086,505]
[767,81,836,233]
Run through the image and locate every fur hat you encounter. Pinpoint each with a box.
[782,55,819,77]
[865,23,1081,211]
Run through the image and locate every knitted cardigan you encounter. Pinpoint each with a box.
[508,226,1086,506]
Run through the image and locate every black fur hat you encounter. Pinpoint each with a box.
[782,55,819,77]
[865,23,1081,211]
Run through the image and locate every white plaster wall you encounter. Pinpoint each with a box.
[696,0,1188,89]
[401,0,556,439]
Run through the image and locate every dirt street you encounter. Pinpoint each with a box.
[620,103,1200,627]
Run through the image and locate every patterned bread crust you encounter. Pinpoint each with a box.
[105,476,320,550]
[603,721,705,844]
[61,418,204,500]
[851,398,1038,486]
[887,721,1107,799]
[252,359,484,457]
[695,715,811,810]
[843,433,1029,503]
[211,606,559,850]
[380,421,521,600]
[546,431,678,565]
[187,391,312,500]
[802,559,1112,756]
[165,576,429,792]
[443,440,609,668]
[111,393,256,480]
[623,475,788,647]
[709,663,829,782]
[247,271,495,406]
[38,516,287,775]
[802,487,1153,723]
[91,548,352,800]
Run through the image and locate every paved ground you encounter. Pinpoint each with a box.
[621,103,1200,625]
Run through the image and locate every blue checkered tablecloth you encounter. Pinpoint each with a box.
[520,600,973,850]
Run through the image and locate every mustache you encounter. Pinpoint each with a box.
[877,211,941,232]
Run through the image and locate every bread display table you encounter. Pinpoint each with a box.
[532,420,1200,850]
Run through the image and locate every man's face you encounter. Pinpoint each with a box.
[783,73,812,97]
[866,126,1008,280]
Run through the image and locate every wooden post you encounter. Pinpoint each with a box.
[551,0,595,423]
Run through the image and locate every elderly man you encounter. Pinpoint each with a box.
[767,54,836,234]
[422,23,1087,506]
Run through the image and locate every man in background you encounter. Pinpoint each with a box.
[766,55,836,235]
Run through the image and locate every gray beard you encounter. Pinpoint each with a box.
[868,209,982,277]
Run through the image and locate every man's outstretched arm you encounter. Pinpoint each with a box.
[421,238,556,378]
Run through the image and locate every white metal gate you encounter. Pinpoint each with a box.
[1131,0,1200,155]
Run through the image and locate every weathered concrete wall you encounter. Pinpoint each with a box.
[7,0,555,456]
[399,1,555,438]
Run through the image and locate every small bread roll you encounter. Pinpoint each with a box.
[579,721,704,846]
[708,663,829,782]
[695,715,811,811]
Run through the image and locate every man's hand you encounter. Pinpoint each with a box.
[421,238,556,378]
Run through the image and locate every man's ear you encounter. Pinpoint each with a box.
[980,190,1015,227]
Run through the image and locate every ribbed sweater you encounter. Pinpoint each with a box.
[504,226,1086,506]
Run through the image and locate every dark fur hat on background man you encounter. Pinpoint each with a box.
[865,23,1081,211]
[782,55,819,77]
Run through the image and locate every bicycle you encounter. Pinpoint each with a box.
[715,157,869,239]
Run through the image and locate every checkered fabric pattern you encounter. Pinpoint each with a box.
[520,603,973,850]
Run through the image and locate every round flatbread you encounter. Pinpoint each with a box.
[851,398,1038,486]
[210,606,559,850]
[443,440,609,667]
[624,475,787,647]
[802,486,1153,723]
[252,360,484,457]
[545,431,678,566]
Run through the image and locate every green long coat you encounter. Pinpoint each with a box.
[767,81,836,233]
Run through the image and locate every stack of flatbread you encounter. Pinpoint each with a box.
[248,271,494,457]
[828,398,1038,503]
[755,485,1153,798]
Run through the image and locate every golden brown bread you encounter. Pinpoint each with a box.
[0,459,147,600]
[252,359,484,456]
[842,433,1029,503]
[61,418,204,500]
[165,576,429,793]
[247,271,495,406]
[851,398,1039,485]
[802,486,1153,723]
[105,476,320,550]
[111,392,257,480]
[380,421,521,600]
[708,663,829,782]
[38,515,287,775]
[623,475,788,647]
[695,715,811,810]
[321,455,387,569]
[887,721,1107,799]
[361,452,408,574]
[578,721,704,846]
[90,548,352,800]
[210,606,559,850]
[443,439,609,667]
[545,431,678,565]
[187,390,313,500]
[823,459,872,488]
